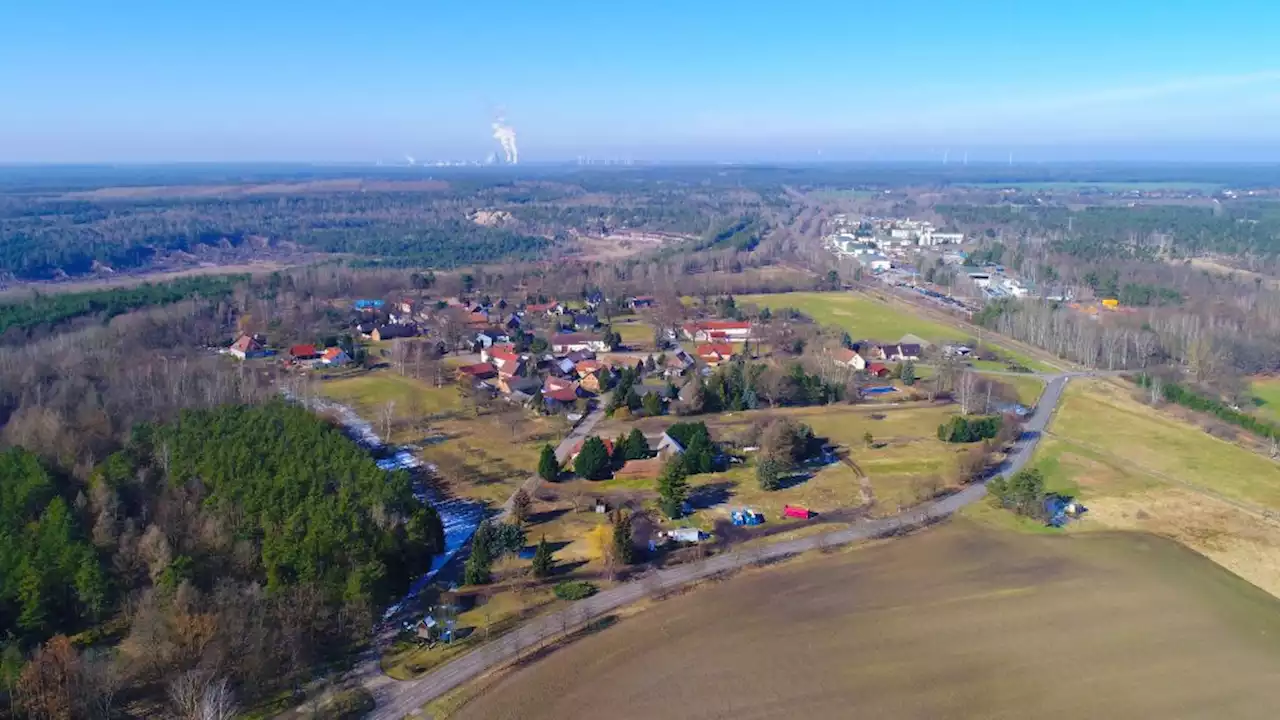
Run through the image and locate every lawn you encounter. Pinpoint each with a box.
[987,372,1046,406]
[610,317,657,350]
[320,369,567,506]
[592,402,967,520]
[1048,379,1280,511]
[1249,376,1280,423]
[738,291,965,344]
[321,371,462,419]
[450,520,1280,720]
[738,291,1060,372]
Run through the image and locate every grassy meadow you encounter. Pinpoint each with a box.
[979,378,1280,598]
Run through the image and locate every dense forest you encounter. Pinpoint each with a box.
[0,168,773,280]
[937,202,1280,258]
[0,400,443,715]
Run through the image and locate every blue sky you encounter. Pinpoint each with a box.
[3,0,1280,162]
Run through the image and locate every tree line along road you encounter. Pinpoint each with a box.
[363,374,1075,719]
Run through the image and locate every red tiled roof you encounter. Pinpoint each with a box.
[570,437,614,457]
[575,359,602,374]
[544,388,579,403]
[696,343,735,360]
[231,335,260,352]
[525,302,558,313]
[833,347,861,364]
[457,362,497,377]
[543,376,576,392]
[289,344,318,358]
[868,362,889,375]
[321,347,345,360]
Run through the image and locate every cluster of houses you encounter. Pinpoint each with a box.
[351,294,659,355]
[456,342,698,414]
[571,429,689,481]
[679,319,754,368]
[223,334,354,369]
[828,334,927,377]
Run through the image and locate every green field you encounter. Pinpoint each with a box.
[450,520,1280,720]
[611,317,657,350]
[738,291,1058,372]
[738,292,966,344]
[1049,380,1280,510]
[1249,377,1280,423]
[988,372,1046,406]
[321,371,462,420]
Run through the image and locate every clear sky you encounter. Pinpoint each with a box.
[4,0,1280,163]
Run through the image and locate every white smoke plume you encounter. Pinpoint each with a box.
[491,119,518,164]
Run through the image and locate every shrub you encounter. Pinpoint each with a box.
[553,580,597,601]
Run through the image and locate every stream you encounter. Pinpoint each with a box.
[289,393,486,620]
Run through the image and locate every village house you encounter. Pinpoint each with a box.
[568,437,614,461]
[227,334,265,360]
[551,332,609,353]
[867,362,891,378]
[681,320,753,343]
[831,347,867,370]
[488,347,525,378]
[542,386,580,413]
[878,343,922,361]
[499,374,542,399]
[579,370,607,394]
[574,359,603,377]
[695,342,737,367]
[571,313,599,330]
[523,301,560,316]
[456,362,498,381]
[289,344,320,363]
[321,347,351,366]
[549,356,577,377]
[473,329,511,349]
[371,324,416,343]
[663,348,696,377]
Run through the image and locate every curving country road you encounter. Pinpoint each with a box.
[363,374,1080,719]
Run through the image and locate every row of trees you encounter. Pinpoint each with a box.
[1136,373,1280,440]
[937,415,1004,443]
[0,274,247,339]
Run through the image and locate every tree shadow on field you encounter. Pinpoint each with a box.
[776,472,813,490]
[688,480,735,509]
[529,506,571,525]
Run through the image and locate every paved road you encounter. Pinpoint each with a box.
[364,377,1075,719]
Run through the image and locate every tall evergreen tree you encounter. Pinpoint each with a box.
[657,459,689,519]
[537,444,560,482]
[531,536,555,578]
[625,428,651,460]
[574,437,611,480]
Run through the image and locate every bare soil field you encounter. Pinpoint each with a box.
[451,520,1280,720]
[569,231,682,259]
